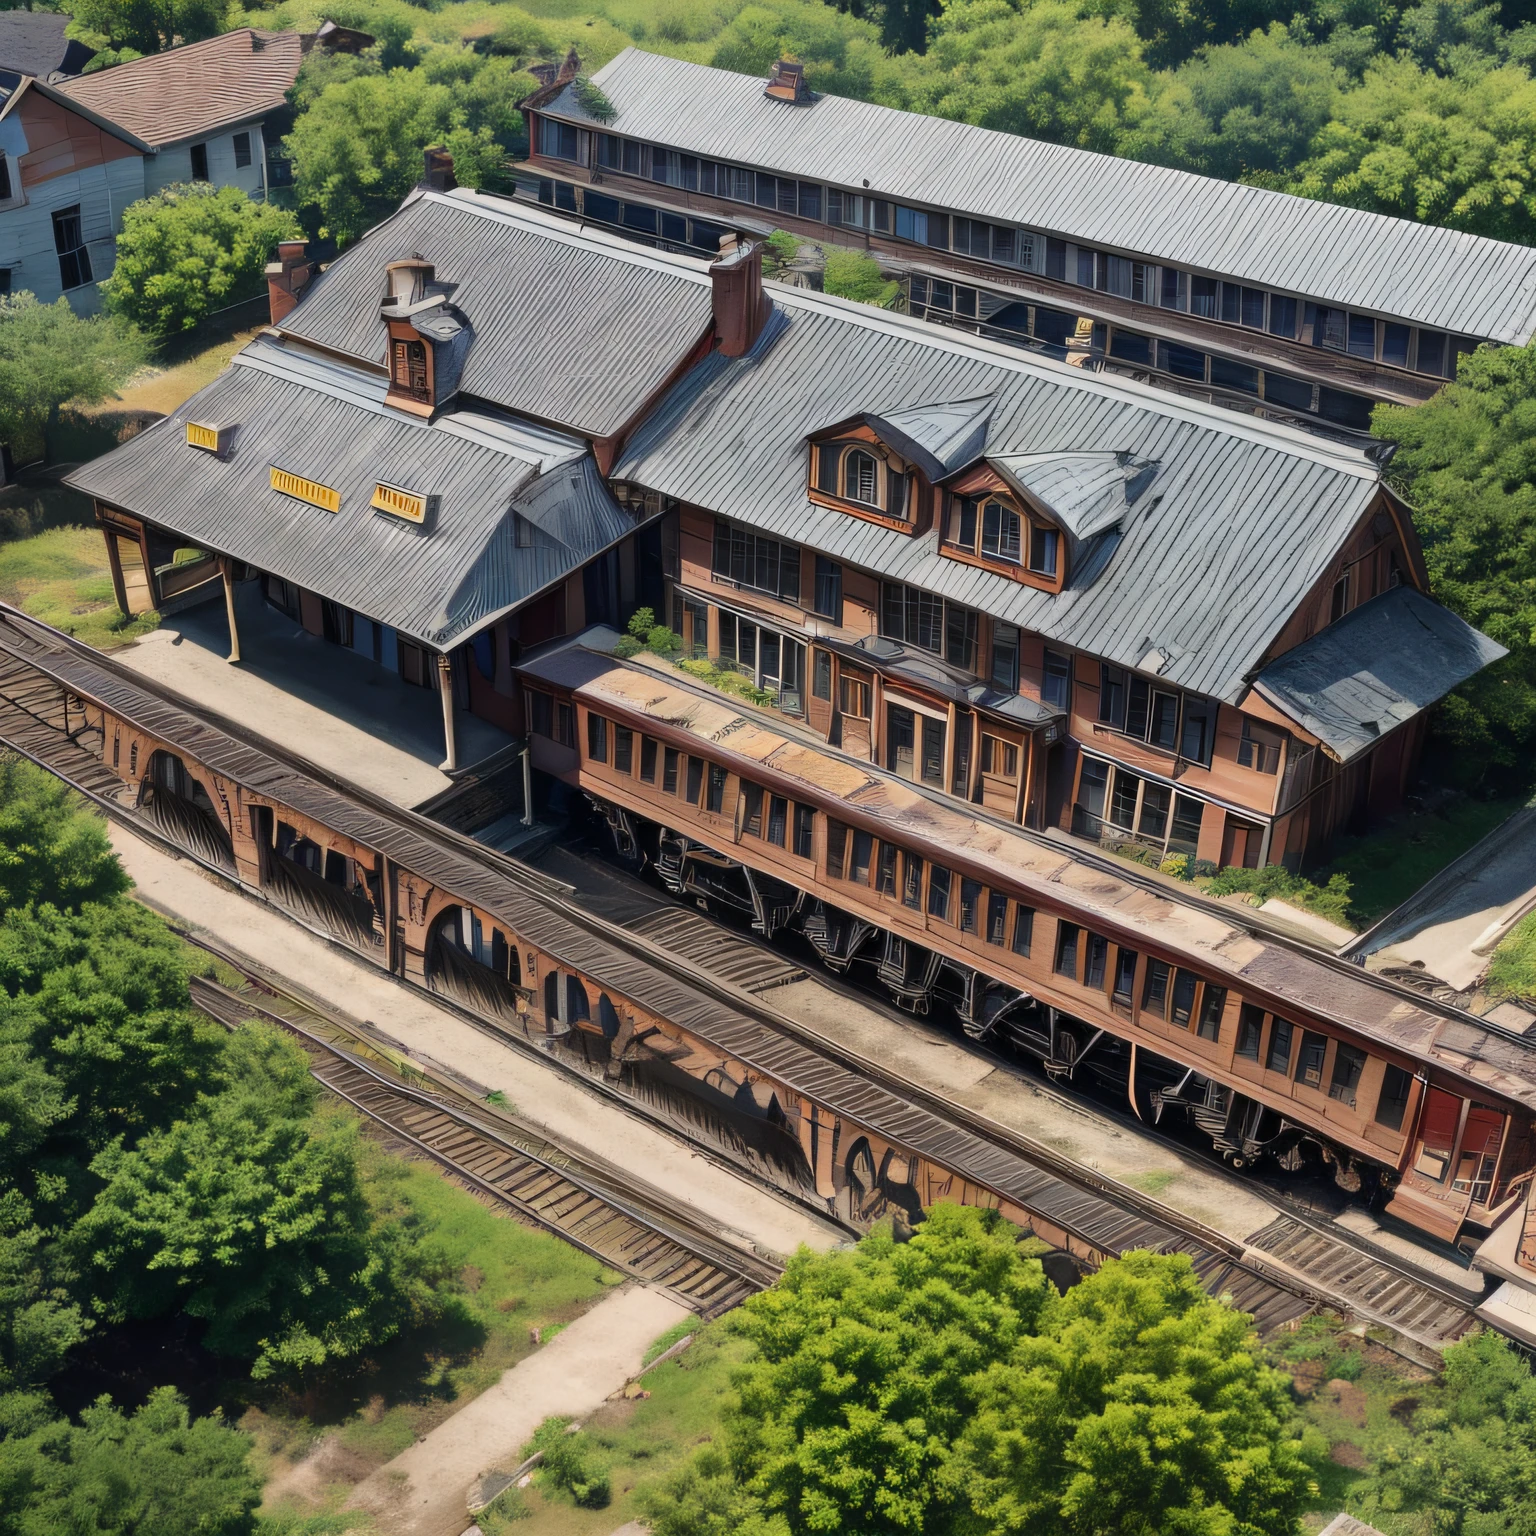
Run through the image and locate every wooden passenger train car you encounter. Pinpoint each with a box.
[518,639,1536,1247]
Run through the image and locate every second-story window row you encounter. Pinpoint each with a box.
[880,582,977,670]
[712,520,801,603]
[1097,665,1215,765]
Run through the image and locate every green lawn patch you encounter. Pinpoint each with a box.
[1314,795,1526,927]
[480,1317,752,1536]
[1487,909,1536,1000]
[0,524,158,649]
[250,1108,617,1521]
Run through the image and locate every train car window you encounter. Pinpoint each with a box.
[877,842,898,896]
[640,736,658,783]
[556,702,575,748]
[1012,904,1034,957]
[663,747,679,794]
[706,764,728,813]
[826,819,849,878]
[743,783,764,836]
[1170,970,1197,1026]
[987,893,1008,945]
[1375,1064,1413,1131]
[1236,1004,1264,1060]
[614,726,633,774]
[928,866,952,921]
[793,804,815,858]
[1054,922,1080,979]
[1196,985,1226,1041]
[1266,1018,1294,1074]
[686,756,704,804]
[1143,959,1170,1017]
[566,976,590,1024]
[902,851,924,909]
[1112,948,1137,1007]
[768,796,789,846]
[1328,1043,1366,1106]
[959,878,981,935]
[1294,1030,1328,1088]
[1085,934,1109,988]
[851,830,874,883]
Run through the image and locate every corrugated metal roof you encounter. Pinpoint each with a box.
[57,28,301,146]
[280,190,716,439]
[549,49,1536,346]
[869,394,996,477]
[65,339,634,649]
[615,285,1389,704]
[1254,587,1505,760]
[990,451,1155,543]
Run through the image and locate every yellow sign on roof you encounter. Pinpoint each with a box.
[270,467,340,513]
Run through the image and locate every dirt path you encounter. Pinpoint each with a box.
[348,1284,689,1536]
[109,822,843,1261]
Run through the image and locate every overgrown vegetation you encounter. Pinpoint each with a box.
[0,525,158,651]
[1486,908,1536,1001]
[1204,861,1355,926]
[613,607,778,706]
[821,246,901,306]
[0,758,611,1530]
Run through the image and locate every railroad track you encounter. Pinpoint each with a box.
[183,950,779,1317]
[0,604,1486,1356]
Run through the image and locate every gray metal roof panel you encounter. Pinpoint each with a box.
[65,340,633,649]
[557,50,1536,345]
[1253,587,1506,760]
[613,286,1394,703]
[279,189,716,438]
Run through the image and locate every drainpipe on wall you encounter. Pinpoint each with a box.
[522,743,534,827]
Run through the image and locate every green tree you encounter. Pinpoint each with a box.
[822,246,900,306]
[102,184,301,342]
[0,756,130,915]
[0,1200,88,1414]
[0,295,147,463]
[73,1023,431,1378]
[1281,55,1536,242]
[918,0,1166,155]
[1353,1328,1536,1532]
[285,68,509,244]
[1373,341,1536,781]
[0,1387,260,1536]
[65,0,228,59]
[955,1249,1311,1535]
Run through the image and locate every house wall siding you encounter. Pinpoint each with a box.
[144,119,268,198]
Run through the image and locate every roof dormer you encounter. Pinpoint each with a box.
[940,450,1158,593]
[806,396,995,535]
[380,262,470,417]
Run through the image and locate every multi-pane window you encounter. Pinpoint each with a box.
[1238,719,1285,774]
[880,582,958,657]
[713,521,801,602]
[1112,947,1137,1007]
[990,623,1020,691]
[887,704,946,788]
[1097,666,1215,765]
[984,503,1023,563]
[928,865,952,920]
[52,206,92,291]
[538,118,580,161]
[813,556,843,623]
[1042,649,1071,710]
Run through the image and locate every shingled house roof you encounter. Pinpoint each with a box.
[0,11,95,79]
[57,28,302,146]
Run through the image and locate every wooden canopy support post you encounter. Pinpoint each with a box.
[103,526,129,617]
[437,652,459,773]
[219,557,241,664]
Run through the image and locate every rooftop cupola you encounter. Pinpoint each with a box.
[381,259,470,415]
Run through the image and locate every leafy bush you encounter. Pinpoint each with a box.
[572,74,617,122]
[528,1416,611,1508]
[821,247,900,307]
[1204,862,1354,926]
[1159,852,1190,879]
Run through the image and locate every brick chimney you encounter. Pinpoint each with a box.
[265,240,311,325]
[423,146,456,194]
[711,239,769,358]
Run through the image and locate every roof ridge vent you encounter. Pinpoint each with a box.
[765,57,813,104]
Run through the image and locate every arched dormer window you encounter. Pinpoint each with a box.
[947,492,1062,586]
[845,449,878,505]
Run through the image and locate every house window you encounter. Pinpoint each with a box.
[233,132,252,169]
[845,449,878,505]
[527,690,553,738]
[945,606,977,671]
[190,142,209,181]
[1330,571,1350,622]
[685,756,704,805]
[1029,524,1059,578]
[663,747,679,794]
[713,521,801,603]
[880,582,950,655]
[391,338,430,403]
[1042,649,1070,710]
[538,118,580,161]
[1238,719,1284,774]
[991,623,1019,690]
[52,206,92,291]
[980,735,1019,778]
[1170,970,1197,1026]
[1268,296,1297,339]
[1329,1043,1367,1106]
[813,557,843,623]
[981,500,1022,563]
[1085,934,1108,988]
[743,783,764,837]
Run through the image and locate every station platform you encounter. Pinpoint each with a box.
[114,582,513,809]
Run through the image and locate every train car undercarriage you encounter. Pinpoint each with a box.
[594,797,1388,1201]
